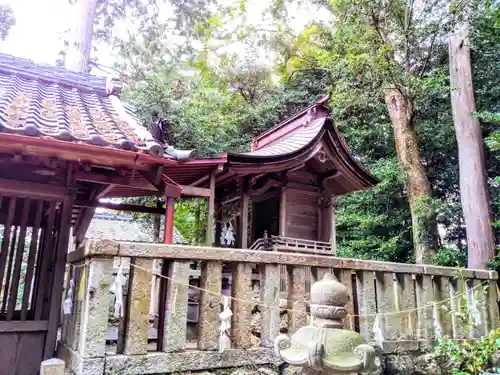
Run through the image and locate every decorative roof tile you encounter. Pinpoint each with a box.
[0,54,164,156]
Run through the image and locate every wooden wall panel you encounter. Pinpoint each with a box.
[285,188,319,240]
[0,330,45,375]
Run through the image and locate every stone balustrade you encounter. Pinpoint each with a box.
[58,239,500,375]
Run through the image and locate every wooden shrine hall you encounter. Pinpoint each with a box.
[0,54,378,375]
[195,96,379,253]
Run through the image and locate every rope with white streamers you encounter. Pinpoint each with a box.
[219,295,232,353]
[432,302,442,339]
[467,287,483,327]
[109,259,127,318]
[62,273,75,315]
[372,314,384,349]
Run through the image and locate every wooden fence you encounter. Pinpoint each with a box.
[58,239,500,375]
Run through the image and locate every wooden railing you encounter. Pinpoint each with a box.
[268,235,332,255]
[58,240,500,375]
[249,235,332,254]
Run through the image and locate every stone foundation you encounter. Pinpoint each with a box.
[58,343,282,375]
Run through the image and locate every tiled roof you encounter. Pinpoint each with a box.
[234,117,325,158]
[86,212,185,243]
[0,54,165,156]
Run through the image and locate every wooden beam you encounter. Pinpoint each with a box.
[322,170,341,183]
[206,174,216,246]
[190,174,209,187]
[141,167,164,189]
[0,178,68,200]
[75,170,158,191]
[180,185,211,197]
[164,183,182,198]
[74,186,106,245]
[220,196,240,206]
[74,200,164,215]
[0,320,48,333]
[96,184,116,198]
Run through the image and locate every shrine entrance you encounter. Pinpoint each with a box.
[0,189,73,375]
[251,191,280,244]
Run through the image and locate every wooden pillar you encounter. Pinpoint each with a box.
[164,197,175,244]
[330,198,337,254]
[158,194,176,350]
[45,195,75,358]
[214,201,222,246]
[317,196,323,241]
[206,173,215,246]
[279,186,287,237]
[240,194,249,248]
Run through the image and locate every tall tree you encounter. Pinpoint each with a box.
[0,4,15,42]
[449,1,495,269]
[267,0,454,263]
[65,0,99,72]
[62,0,158,72]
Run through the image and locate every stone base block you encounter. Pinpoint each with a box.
[58,343,281,375]
[41,358,66,375]
[105,347,282,375]
[57,344,105,375]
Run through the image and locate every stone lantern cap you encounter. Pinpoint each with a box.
[274,274,379,374]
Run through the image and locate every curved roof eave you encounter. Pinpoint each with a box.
[322,119,380,188]
[228,117,326,162]
[227,117,379,192]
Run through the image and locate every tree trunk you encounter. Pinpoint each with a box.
[384,88,439,264]
[449,19,495,270]
[65,0,99,72]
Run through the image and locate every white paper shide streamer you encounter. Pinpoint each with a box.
[432,302,442,339]
[467,288,483,327]
[109,259,127,318]
[63,273,75,315]
[219,295,232,353]
[372,314,384,349]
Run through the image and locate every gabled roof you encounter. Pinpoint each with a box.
[0,53,164,156]
[227,96,379,195]
[232,117,326,159]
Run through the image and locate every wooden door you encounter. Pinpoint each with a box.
[251,195,280,243]
[0,194,72,375]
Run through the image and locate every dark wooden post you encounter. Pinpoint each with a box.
[330,198,337,254]
[279,186,287,237]
[206,173,215,246]
[240,194,249,249]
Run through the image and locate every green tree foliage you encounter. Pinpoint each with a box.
[93,0,500,264]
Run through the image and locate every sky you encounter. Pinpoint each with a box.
[0,0,73,64]
[0,0,330,70]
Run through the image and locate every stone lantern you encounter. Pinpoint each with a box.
[274,274,379,375]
